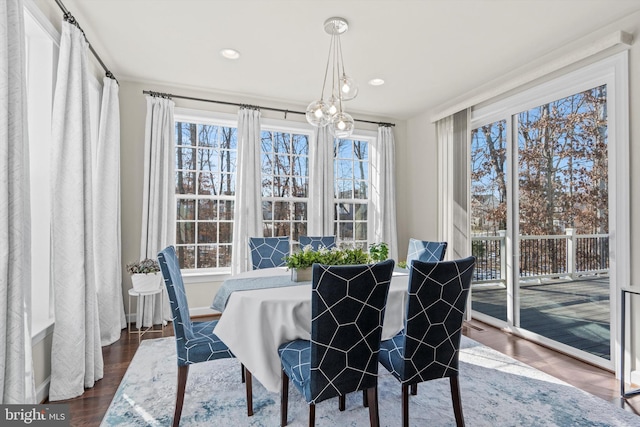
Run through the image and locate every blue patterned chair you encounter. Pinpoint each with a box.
[249,236,290,269]
[406,238,447,265]
[378,256,476,427]
[158,246,253,426]
[298,235,337,250]
[278,259,395,426]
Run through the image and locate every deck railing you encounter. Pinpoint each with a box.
[471,229,609,283]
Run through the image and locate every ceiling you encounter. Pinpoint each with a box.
[57,0,640,121]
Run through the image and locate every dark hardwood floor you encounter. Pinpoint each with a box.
[52,317,640,426]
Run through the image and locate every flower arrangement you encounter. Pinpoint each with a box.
[126,258,161,275]
[284,242,389,269]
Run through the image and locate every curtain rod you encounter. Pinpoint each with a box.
[54,0,118,84]
[143,90,395,127]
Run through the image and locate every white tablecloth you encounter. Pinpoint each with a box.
[213,267,409,393]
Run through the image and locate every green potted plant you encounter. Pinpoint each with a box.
[368,242,389,263]
[284,243,387,282]
[126,258,163,292]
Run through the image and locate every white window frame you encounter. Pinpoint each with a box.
[470,52,629,371]
[174,109,238,276]
[334,130,376,248]
[259,119,313,248]
[24,1,104,342]
[24,4,58,341]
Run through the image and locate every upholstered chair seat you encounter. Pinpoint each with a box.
[378,256,476,427]
[278,259,395,426]
[158,245,254,426]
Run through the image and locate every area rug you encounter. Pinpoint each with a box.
[101,337,639,426]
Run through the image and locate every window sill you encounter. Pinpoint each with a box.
[32,319,55,346]
[182,269,232,285]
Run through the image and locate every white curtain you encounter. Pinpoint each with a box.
[436,110,470,260]
[307,126,334,235]
[0,0,36,404]
[139,95,175,327]
[370,125,399,260]
[231,108,262,274]
[94,77,125,345]
[49,20,103,401]
[437,115,454,253]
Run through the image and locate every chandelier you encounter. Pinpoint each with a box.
[305,17,358,138]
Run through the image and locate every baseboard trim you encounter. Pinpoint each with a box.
[37,376,50,404]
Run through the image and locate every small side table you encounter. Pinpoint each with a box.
[128,287,165,342]
[620,287,640,397]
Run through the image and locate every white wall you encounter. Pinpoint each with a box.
[396,115,439,256]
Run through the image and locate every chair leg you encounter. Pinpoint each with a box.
[308,403,315,427]
[281,372,289,427]
[450,376,465,427]
[173,365,189,427]
[363,389,369,407]
[366,386,380,427]
[402,383,410,427]
[241,363,245,383]
[410,383,417,396]
[339,395,345,411]
[245,367,254,416]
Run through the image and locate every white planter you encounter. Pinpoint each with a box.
[130,272,162,292]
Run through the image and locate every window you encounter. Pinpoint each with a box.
[174,117,237,270]
[260,128,310,245]
[25,7,57,336]
[467,52,628,369]
[334,138,370,248]
[173,113,377,270]
[24,5,103,336]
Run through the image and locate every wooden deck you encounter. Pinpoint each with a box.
[471,275,610,359]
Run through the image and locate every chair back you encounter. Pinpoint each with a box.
[401,256,475,383]
[158,246,195,348]
[309,259,395,403]
[249,236,290,269]
[298,235,337,251]
[406,238,447,265]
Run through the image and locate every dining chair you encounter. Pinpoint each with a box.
[378,256,476,427]
[298,235,337,250]
[249,236,290,269]
[157,246,254,426]
[278,259,395,427]
[406,238,447,264]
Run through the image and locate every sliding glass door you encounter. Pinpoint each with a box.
[468,58,625,369]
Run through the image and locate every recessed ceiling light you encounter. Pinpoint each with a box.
[220,48,240,60]
[368,78,385,86]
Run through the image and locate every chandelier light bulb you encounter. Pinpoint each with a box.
[327,95,339,117]
[339,74,358,101]
[305,100,331,127]
[329,111,354,138]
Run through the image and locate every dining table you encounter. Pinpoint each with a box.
[211,266,410,393]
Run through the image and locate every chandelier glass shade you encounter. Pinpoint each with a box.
[329,111,355,138]
[305,17,357,137]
